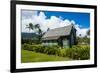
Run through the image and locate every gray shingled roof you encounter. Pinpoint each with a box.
[42,24,73,40]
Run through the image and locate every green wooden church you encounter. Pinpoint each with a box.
[42,24,77,48]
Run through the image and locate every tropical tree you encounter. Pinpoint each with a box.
[25,23,34,44]
[26,23,44,44]
[34,24,43,43]
[26,23,52,44]
[26,23,34,32]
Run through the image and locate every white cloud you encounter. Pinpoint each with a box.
[75,24,89,37]
[44,16,63,30]
[32,12,46,25]
[22,11,46,32]
[71,20,75,24]
[22,11,89,37]
[22,10,37,19]
[22,18,35,32]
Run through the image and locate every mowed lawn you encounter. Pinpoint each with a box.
[21,49,70,63]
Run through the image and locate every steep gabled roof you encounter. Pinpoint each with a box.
[42,24,75,40]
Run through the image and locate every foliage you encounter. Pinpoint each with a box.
[22,43,33,51]
[66,45,90,60]
[44,45,60,55]
[21,39,33,44]
[26,23,45,44]
[57,45,90,60]
[21,49,70,63]
[77,37,90,45]
[21,38,41,44]
[25,23,52,44]
[32,45,60,55]
[26,23,34,31]
[22,44,90,60]
[32,44,45,53]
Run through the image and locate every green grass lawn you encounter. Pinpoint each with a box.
[21,49,70,63]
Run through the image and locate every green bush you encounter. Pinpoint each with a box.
[22,44,90,60]
[32,45,46,53]
[78,46,90,60]
[64,45,90,60]
[57,45,90,60]
[26,45,60,56]
[58,49,66,57]
[22,43,33,51]
[43,45,60,55]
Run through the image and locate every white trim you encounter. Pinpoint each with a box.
[16,4,95,69]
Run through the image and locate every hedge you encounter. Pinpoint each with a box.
[22,43,33,51]
[64,45,90,60]
[22,44,90,60]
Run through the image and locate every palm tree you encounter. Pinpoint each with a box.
[34,24,43,43]
[26,23,34,32]
[26,23,45,44]
[25,23,34,44]
[34,24,40,29]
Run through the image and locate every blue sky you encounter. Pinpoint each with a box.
[38,11,90,28]
[21,10,90,37]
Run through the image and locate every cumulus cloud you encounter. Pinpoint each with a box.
[22,11,46,32]
[21,10,89,37]
[75,24,89,37]
[22,10,38,19]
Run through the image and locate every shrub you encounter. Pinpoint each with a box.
[22,43,33,51]
[64,45,90,60]
[27,45,60,55]
[57,45,90,60]
[58,49,66,57]
[44,45,60,55]
[78,46,90,60]
[32,45,46,53]
[22,44,90,60]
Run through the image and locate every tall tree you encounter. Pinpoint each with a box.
[26,23,45,44]
[26,23,43,44]
[26,23,34,44]
[34,24,43,43]
[26,23,34,32]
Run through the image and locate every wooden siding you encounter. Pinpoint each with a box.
[42,26,76,48]
[42,40,58,46]
[62,38,69,48]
